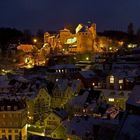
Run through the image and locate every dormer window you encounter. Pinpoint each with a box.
[7,106,11,111]
[110,76,114,84]
[14,106,18,111]
[1,106,4,111]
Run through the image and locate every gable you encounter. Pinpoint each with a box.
[35,88,51,100]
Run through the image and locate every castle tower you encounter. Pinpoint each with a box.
[76,23,96,53]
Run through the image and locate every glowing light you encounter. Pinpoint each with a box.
[76,24,83,33]
[26,65,33,69]
[110,76,114,84]
[108,98,114,102]
[28,116,33,120]
[86,57,89,60]
[33,38,37,43]
[66,37,77,44]
[119,79,123,84]
[83,109,86,113]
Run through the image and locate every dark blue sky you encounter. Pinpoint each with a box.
[0,0,140,33]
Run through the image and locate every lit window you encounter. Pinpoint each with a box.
[108,98,114,102]
[7,106,11,111]
[110,76,114,83]
[119,79,123,84]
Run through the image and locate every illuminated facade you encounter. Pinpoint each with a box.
[0,98,27,140]
[44,23,97,54]
[26,88,51,124]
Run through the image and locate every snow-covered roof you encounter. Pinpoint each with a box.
[53,109,68,120]
[0,81,11,88]
[70,79,81,93]
[118,114,140,140]
[127,85,140,107]
[0,75,8,81]
[98,89,131,99]
[55,79,68,91]
[79,70,96,79]
[49,64,77,70]
[64,116,118,137]
[68,91,89,106]
[110,70,136,80]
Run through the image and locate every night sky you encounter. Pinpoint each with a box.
[0,0,140,33]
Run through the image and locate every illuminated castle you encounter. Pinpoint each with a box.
[44,23,97,54]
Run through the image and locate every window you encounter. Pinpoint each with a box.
[108,98,114,102]
[2,135,5,139]
[8,135,12,140]
[8,130,12,133]
[110,76,114,83]
[119,79,123,84]
[2,130,5,133]
[15,130,18,133]
[120,85,122,90]
[15,135,19,140]
[3,114,5,118]
[1,106,4,111]
[7,106,11,111]
[9,114,12,118]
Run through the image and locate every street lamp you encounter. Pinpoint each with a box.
[33,38,37,44]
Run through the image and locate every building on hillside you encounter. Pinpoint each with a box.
[47,64,81,81]
[0,96,27,140]
[36,109,67,139]
[65,90,89,117]
[51,79,74,108]
[77,70,98,88]
[33,88,51,124]
[44,23,97,54]
[64,116,118,140]
[106,73,134,90]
